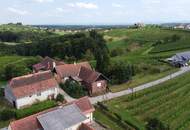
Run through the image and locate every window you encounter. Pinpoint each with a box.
[97,83,101,87]
[37,92,41,96]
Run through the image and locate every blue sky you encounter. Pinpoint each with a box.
[0,0,190,25]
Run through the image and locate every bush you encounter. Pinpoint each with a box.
[56,94,64,102]
[0,109,15,121]
[15,100,57,119]
[60,80,87,98]
[146,118,170,130]
[114,113,122,121]
[110,48,125,57]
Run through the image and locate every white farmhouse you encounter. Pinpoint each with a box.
[5,70,59,109]
[8,97,95,130]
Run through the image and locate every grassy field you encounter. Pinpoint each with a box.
[110,68,179,92]
[100,72,190,130]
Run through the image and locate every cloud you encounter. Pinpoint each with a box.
[33,0,54,3]
[7,7,29,15]
[55,7,72,13]
[67,2,98,9]
[112,3,122,8]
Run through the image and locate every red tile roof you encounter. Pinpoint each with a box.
[73,96,95,114]
[55,62,92,78]
[33,56,65,72]
[79,66,101,83]
[9,71,58,98]
[10,97,94,130]
[79,123,95,130]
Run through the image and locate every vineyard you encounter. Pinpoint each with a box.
[105,72,190,130]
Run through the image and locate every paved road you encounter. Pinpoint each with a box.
[90,66,190,104]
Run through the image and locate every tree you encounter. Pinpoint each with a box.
[60,80,87,98]
[146,118,170,130]
[106,61,134,84]
[89,30,110,73]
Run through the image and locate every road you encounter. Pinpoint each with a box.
[90,66,190,104]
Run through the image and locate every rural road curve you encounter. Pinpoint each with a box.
[89,66,190,104]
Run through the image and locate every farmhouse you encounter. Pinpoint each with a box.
[8,97,95,130]
[55,62,109,96]
[167,51,190,67]
[4,71,59,109]
[33,56,65,72]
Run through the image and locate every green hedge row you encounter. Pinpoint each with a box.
[15,100,57,119]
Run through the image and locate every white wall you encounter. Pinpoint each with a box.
[16,87,59,109]
[84,112,93,123]
[4,86,16,105]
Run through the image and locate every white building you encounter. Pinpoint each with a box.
[5,71,59,109]
[8,97,95,130]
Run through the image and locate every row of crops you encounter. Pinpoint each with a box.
[106,72,190,130]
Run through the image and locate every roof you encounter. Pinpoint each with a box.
[9,71,58,98]
[9,97,94,130]
[171,51,190,63]
[55,62,92,78]
[79,66,101,83]
[37,104,87,130]
[79,123,95,130]
[73,96,95,114]
[33,56,65,71]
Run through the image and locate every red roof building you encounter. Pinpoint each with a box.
[5,71,59,109]
[9,97,95,130]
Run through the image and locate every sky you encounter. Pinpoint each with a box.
[0,0,190,25]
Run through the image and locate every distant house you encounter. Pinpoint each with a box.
[4,71,59,109]
[8,97,95,130]
[167,51,190,67]
[174,24,185,29]
[185,24,190,30]
[33,56,65,72]
[55,62,109,96]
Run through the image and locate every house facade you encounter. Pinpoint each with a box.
[8,97,95,130]
[55,62,108,96]
[5,71,59,109]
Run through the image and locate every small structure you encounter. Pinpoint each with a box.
[55,62,109,96]
[4,71,59,109]
[8,97,95,130]
[167,51,190,67]
[33,56,65,72]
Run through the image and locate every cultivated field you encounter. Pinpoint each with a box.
[101,72,190,130]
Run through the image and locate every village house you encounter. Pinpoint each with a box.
[33,56,65,72]
[8,97,95,130]
[4,71,59,109]
[55,62,109,96]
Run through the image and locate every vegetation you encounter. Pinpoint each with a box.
[56,94,65,102]
[15,100,57,119]
[146,118,170,130]
[60,80,87,98]
[99,72,190,130]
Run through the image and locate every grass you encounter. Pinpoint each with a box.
[94,107,124,130]
[110,68,179,92]
[103,72,190,130]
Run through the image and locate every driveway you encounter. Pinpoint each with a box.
[90,66,190,104]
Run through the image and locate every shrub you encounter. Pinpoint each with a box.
[15,100,57,119]
[114,113,122,121]
[146,118,170,130]
[0,109,15,121]
[110,48,125,57]
[56,94,64,102]
[60,80,87,98]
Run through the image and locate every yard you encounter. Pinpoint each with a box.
[96,72,190,130]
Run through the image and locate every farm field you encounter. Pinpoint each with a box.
[99,72,190,130]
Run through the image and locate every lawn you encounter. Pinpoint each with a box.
[103,72,190,130]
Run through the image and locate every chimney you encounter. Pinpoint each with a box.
[53,62,56,69]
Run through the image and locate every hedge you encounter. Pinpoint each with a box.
[15,100,57,119]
